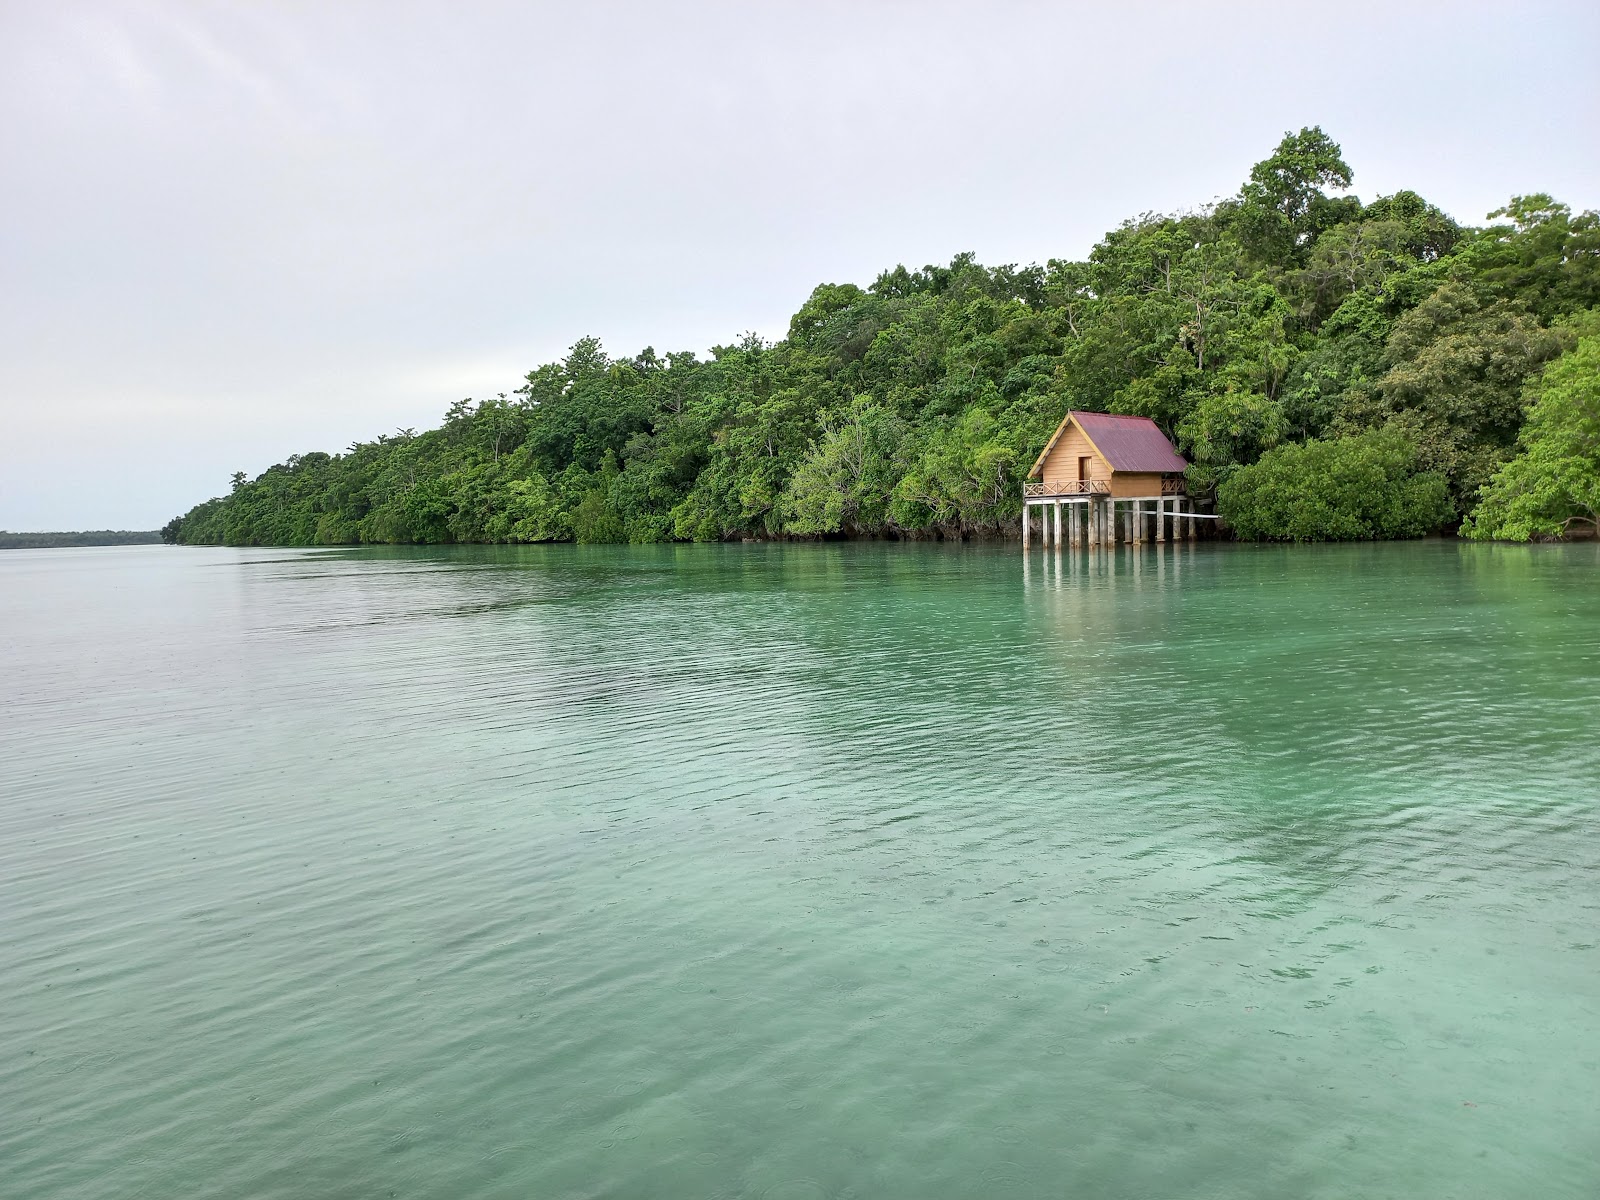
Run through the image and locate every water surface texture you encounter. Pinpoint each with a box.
[3,541,1597,1199]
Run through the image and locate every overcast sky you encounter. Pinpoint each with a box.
[2,1,1597,530]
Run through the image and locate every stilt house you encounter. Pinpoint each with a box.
[1023,410,1194,547]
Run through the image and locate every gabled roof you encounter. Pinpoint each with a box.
[1029,410,1188,478]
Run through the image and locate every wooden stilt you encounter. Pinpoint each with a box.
[1022,501,1031,550]
[1052,502,1062,550]
[1156,496,1166,542]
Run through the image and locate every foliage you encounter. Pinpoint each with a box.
[161,127,1599,547]
[1462,329,1600,541]
[1217,430,1454,541]
[2,530,162,549]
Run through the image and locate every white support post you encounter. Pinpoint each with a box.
[1156,496,1166,543]
[1052,502,1062,550]
[1022,501,1031,550]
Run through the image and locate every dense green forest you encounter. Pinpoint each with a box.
[2,530,162,549]
[164,129,1600,546]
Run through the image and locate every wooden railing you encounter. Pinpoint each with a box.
[1161,477,1187,495]
[1023,479,1109,497]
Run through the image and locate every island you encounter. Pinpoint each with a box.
[162,127,1599,549]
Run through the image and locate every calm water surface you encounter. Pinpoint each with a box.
[2,541,1597,1199]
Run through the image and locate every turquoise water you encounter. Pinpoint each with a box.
[2,541,1597,1199]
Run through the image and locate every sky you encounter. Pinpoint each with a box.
[2,1,1597,530]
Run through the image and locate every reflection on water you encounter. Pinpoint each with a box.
[2,541,1598,1200]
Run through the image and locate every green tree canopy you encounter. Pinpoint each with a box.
[161,131,1596,548]
[1463,327,1600,541]
[1217,430,1453,541]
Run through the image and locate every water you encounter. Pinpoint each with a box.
[2,540,1597,1199]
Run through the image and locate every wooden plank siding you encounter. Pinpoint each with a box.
[1109,473,1165,498]
[1038,425,1109,492]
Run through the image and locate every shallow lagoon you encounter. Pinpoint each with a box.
[3,540,1597,1198]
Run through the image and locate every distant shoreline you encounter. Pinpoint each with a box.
[0,531,163,550]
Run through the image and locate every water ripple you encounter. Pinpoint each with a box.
[2,542,1598,1199]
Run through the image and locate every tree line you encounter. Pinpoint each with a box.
[2,530,163,549]
[164,128,1600,547]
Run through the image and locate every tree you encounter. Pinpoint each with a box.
[158,132,1595,549]
[1234,126,1356,264]
[1358,283,1564,503]
[1463,332,1600,540]
[782,397,909,535]
[1218,429,1453,541]
[1462,195,1600,320]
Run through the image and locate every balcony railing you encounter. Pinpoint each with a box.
[1025,477,1187,497]
[1023,479,1109,497]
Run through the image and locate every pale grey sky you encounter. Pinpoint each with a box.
[2,0,1596,530]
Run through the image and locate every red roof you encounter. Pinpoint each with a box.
[1069,411,1187,473]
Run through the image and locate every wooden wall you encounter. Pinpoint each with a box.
[1109,473,1165,497]
[1039,424,1109,492]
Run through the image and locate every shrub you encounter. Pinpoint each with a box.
[1218,429,1453,540]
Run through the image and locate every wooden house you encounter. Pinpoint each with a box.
[1022,410,1193,547]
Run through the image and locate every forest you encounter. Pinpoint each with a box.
[2,530,162,549]
[164,128,1600,546]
